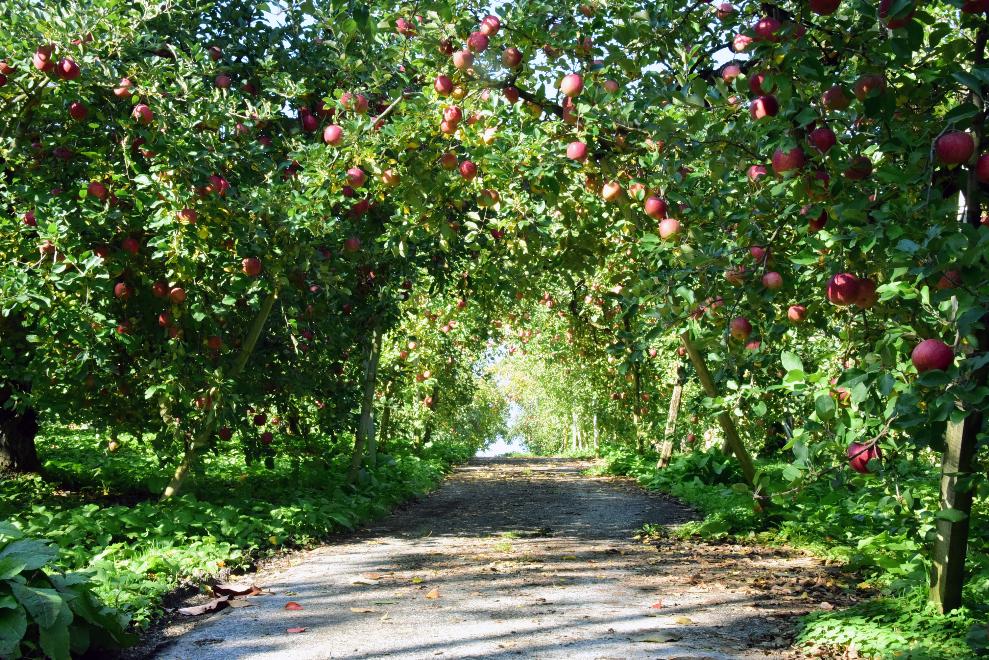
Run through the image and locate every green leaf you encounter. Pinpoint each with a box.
[0,605,26,656]
[11,582,63,628]
[38,604,73,660]
[815,395,835,421]
[0,538,57,574]
[780,351,803,373]
[934,508,968,523]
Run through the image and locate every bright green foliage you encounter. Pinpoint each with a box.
[0,521,135,659]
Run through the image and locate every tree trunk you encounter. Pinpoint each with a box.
[161,289,278,499]
[657,364,685,468]
[419,384,440,449]
[929,32,987,612]
[0,390,40,474]
[632,362,644,454]
[592,412,599,455]
[679,332,758,489]
[348,326,382,484]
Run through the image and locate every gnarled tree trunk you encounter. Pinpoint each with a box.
[0,387,40,474]
[347,326,382,484]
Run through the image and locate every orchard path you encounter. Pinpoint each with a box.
[149,458,857,659]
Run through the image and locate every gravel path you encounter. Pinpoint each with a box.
[150,458,855,659]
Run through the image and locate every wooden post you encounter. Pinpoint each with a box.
[679,331,757,489]
[632,362,645,454]
[657,364,685,468]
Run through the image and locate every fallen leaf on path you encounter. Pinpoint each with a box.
[349,607,378,613]
[380,613,390,621]
[177,597,229,616]
[819,601,835,610]
[227,600,254,609]
[363,572,384,580]
[650,601,665,609]
[352,577,380,585]
[425,588,441,600]
[213,583,263,597]
[632,632,682,643]
[284,602,304,611]
[561,555,577,560]
[411,576,424,584]
[675,616,694,625]
[286,627,306,634]
[373,601,399,605]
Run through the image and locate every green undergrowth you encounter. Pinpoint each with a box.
[1,429,462,627]
[596,445,989,658]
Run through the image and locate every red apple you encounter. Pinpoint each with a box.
[854,74,885,101]
[847,442,880,474]
[87,181,108,200]
[644,196,668,219]
[152,281,169,298]
[935,131,975,165]
[480,15,501,36]
[301,114,318,132]
[854,278,878,308]
[434,75,453,96]
[821,85,850,111]
[879,0,915,28]
[468,31,489,53]
[747,164,769,181]
[169,287,186,304]
[722,63,742,83]
[750,95,778,120]
[762,271,783,290]
[177,208,197,224]
[208,46,223,61]
[132,103,153,125]
[113,282,132,300]
[658,217,681,240]
[502,47,523,68]
[808,127,837,153]
[976,154,989,183]
[729,316,752,340]
[23,210,36,227]
[912,339,953,373]
[459,160,477,180]
[113,77,133,98]
[33,46,54,72]
[396,17,416,37]
[439,152,458,170]
[69,101,88,120]
[443,105,462,123]
[601,181,623,202]
[503,86,520,103]
[748,71,775,95]
[827,273,860,305]
[809,0,842,14]
[787,305,807,323]
[560,73,584,97]
[344,236,361,252]
[323,124,343,145]
[754,16,782,41]
[566,141,588,162]
[452,50,473,69]
[844,156,873,180]
[772,146,806,175]
[242,257,262,277]
[207,336,223,350]
[347,167,366,187]
[215,73,232,89]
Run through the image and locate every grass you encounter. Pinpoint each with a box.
[1,427,468,627]
[596,445,989,659]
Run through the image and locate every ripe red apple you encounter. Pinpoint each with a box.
[503,86,520,103]
[381,169,400,187]
[347,167,366,187]
[809,0,842,14]
[748,71,775,95]
[443,105,462,123]
[480,15,501,36]
[772,146,806,175]
[396,17,416,37]
[502,47,523,68]
[936,270,962,290]
[33,45,54,72]
[260,432,274,445]
[976,154,989,183]
[242,257,262,277]
[762,271,783,290]
[821,85,850,111]
[566,141,588,162]
[749,95,778,120]
[434,75,453,96]
[733,34,753,52]
[121,237,140,255]
[157,312,170,327]
[218,426,233,441]
[847,442,880,474]
[686,432,697,444]
[658,217,681,240]
[729,316,752,340]
[452,50,473,69]
[787,305,807,323]
[601,181,623,202]
[323,124,343,145]
[69,101,88,120]
[854,278,878,308]
[721,63,742,83]
[935,131,975,165]
[113,77,133,98]
[152,280,169,298]
[468,31,489,52]
[344,236,361,252]
[560,73,584,97]
[87,181,108,200]
[602,79,620,94]
[301,114,318,132]
[169,287,187,304]
[912,339,953,373]
[113,282,132,300]
[208,45,223,61]
[215,73,232,89]
[754,16,782,41]
[208,174,230,196]
[826,273,860,306]
[207,336,223,350]
[253,413,267,426]
[439,152,458,170]
[23,210,36,227]
[747,164,768,181]
[459,160,478,180]
[644,196,668,219]
[132,104,153,125]
[808,127,836,153]
[806,207,828,233]
[177,208,197,224]
[854,74,885,101]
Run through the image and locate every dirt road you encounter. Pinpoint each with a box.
[150,458,851,659]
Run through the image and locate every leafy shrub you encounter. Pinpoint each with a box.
[0,522,134,659]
